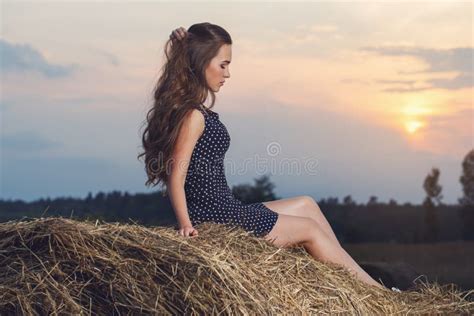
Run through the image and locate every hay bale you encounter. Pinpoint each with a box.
[0,217,472,314]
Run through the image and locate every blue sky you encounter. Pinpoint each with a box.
[1,1,472,204]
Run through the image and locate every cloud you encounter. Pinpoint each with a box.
[375,79,417,85]
[93,48,120,66]
[0,39,76,78]
[429,72,472,90]
[362,45,473,91]
[380,86,432,93]
[374,78,431,93]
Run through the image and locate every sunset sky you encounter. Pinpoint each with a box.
[1,1,472,204]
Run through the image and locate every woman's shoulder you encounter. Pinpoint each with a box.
[192,106,217,118]
[181,109,205,137]
[188,107,208,121]
[187,108,206,122]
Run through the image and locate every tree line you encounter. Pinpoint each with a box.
[1,149,472,244]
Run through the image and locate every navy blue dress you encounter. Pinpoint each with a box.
[184,107,279,237]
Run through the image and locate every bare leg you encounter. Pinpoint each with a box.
[307,199,342,247]
[304,236,385,289]
[264,214,386,290]
[302,200,386,288]
[263,196,342,247]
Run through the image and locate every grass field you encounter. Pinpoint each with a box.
[343,241,474,291]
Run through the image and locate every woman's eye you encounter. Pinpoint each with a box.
[220,65,225,69]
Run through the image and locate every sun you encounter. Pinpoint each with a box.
[404,120,425,134]
[401,101,432,135]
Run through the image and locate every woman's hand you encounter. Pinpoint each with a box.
[177,225,198,237]
[169,27,188,42]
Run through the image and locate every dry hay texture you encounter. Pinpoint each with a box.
[0,217,473,315]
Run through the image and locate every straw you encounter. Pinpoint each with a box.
[0,217,472,315]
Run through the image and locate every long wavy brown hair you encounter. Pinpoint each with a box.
[137,22,232,196]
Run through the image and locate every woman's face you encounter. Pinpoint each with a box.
[205,44,232,92]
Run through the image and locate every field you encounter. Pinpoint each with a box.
[344,241,474,291]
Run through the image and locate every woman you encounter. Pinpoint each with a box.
[138,22,391,291]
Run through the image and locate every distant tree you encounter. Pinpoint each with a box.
[253,174,278,201]
[422,196,438,242]
[423,168,443,205]
[422,168,442,242]
[458,149,474,240]
[95,192,106,203]
[85,192,93,202]
[366,196,379,211]
[325,197,339,205]
[232,174,279,204]
[231,184,253,203]
[367,196,378,205]
[459,149,474,206]
[343,195,356,206]
[388,198,398,206]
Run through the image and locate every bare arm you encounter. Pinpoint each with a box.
[168,109,205,235]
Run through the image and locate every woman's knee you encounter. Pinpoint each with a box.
[302,195,325,214]
[297,195,324,221]
[300,195,317,207]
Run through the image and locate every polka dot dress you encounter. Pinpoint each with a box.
[184,107,279,238]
